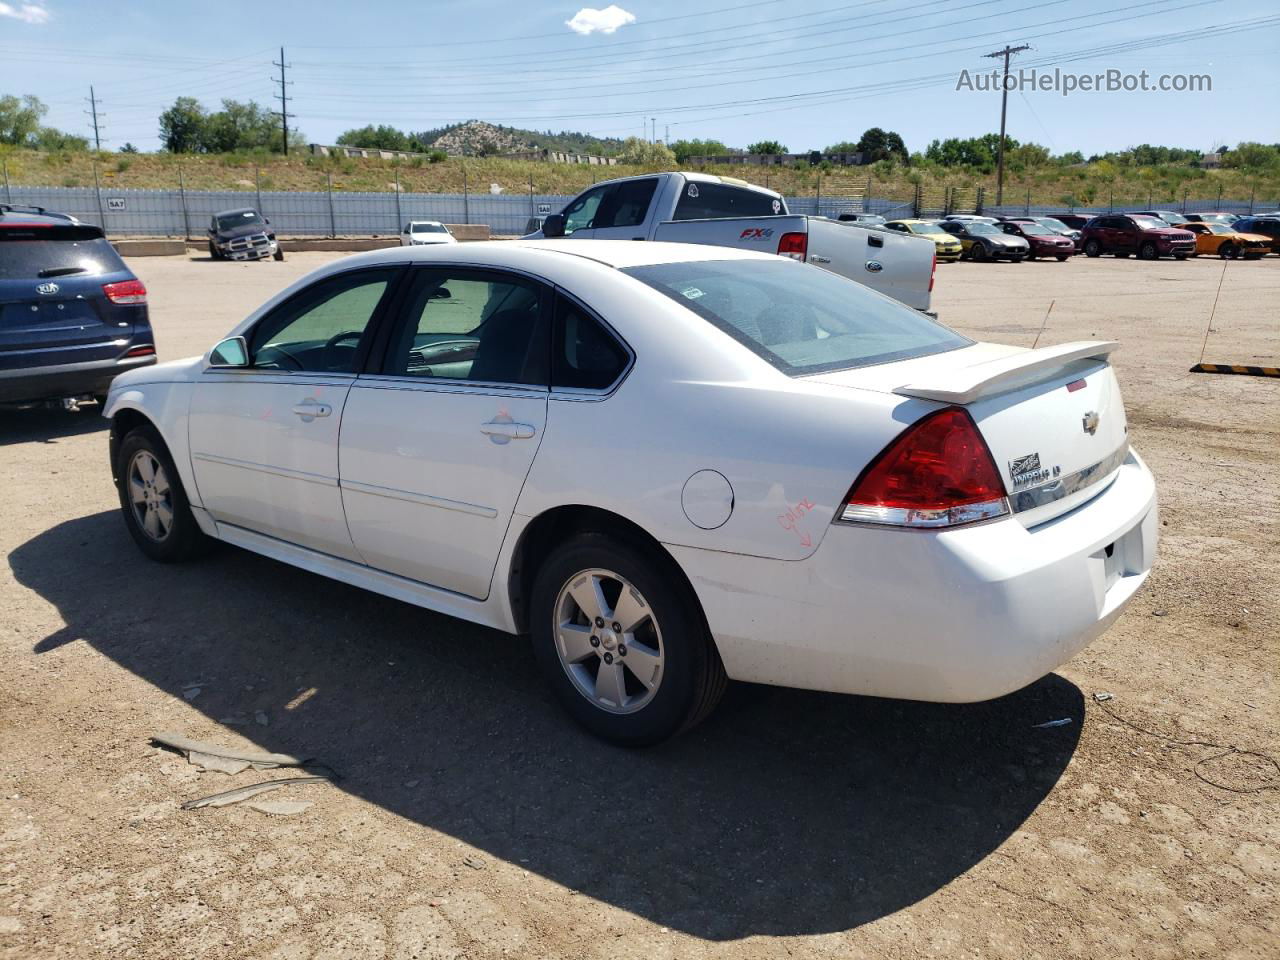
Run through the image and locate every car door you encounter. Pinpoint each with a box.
[589,177,660,240]
[337,267,551,598]
[557,183,614,239]
[1114,217,1138,253]
[188,266,402,561]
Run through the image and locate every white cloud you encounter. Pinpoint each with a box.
[565,5,635,35]
[0,2,50,24]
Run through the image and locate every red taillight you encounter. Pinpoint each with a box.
[123,344,155,358]
[777,231,807,261]
[929,250,937,292]
[840,407,1009,528]
[103,279,147,305]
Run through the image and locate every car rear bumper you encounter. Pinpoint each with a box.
[0,354,156,403]
[671,449,1157,703]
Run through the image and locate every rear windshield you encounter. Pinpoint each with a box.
[673,183,783,220]
[623,259,970,376]
[0,229,125,279]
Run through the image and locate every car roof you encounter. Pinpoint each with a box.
[0,204,82,227]
[213,207,261,218]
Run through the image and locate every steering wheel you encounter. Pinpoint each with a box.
[323,330,363,371]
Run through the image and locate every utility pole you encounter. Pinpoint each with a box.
[272,47,293,155]
[85,86,104,150]
[982,43,1030,206]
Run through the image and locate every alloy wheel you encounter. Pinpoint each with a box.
[128,450,174,542]
[553,568,664,715]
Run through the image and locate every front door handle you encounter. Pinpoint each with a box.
[480,420,536,443]
[292,401,332,421]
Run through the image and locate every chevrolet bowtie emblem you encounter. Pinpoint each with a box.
[1082,411,1100,435]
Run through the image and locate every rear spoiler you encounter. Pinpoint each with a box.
[893,341,1120,404]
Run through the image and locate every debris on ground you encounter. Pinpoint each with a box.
[1032,718,1073,729]
[463,856,486,870]
[180,776,331,811]
[1093,692,1115,703]
[151,731,310,775]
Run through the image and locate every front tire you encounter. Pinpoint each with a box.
[530,532,726,746]
[1219,242,1239,260]
[1139,241,1159,260]
[207,241,222,261]
[116,425,211,563]
[1084,239,1102,258]
[273,248,285,262]
[1056,254,1069,261]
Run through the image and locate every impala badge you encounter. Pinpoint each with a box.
[1082,411,1100,435]
[36,282,60,295]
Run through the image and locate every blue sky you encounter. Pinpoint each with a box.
[2,0,1277,155]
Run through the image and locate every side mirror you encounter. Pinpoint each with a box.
[541,213,566,238]
[209,336,249,367]
[264,217,270,225]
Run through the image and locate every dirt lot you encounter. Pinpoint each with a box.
[2,251,1277,959]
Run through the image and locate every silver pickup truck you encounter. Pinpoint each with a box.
[528,171,936,313]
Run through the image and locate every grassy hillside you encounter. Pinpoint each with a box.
[3,148,1277,209]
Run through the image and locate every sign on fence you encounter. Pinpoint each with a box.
[537,203,552,214]
[107,198,126,211]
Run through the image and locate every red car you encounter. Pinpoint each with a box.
[998,219,1077,260]
[1080,214,1195,260]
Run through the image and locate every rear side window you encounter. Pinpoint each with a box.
[552,295,629,391]
[595,178,657,229]
[673,183,782,220]
[0,227,126,279]
[624,259,970,376]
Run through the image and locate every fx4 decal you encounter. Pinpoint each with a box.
[738,228,776,241]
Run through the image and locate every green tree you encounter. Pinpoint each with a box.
[158,97,207,153]
[823,141,860,154]
[337,124,413,151]
[0,94,46,146]
[120,142,139,153]
[202,100,278,153]
[34,127,88,151]
[617,136,676,165]
[1221,142,1280,170]
[747,140,787,155]
[854,127,908,163]
[670,138,730,162]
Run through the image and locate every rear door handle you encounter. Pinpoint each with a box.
[292,401,332,421]
[481,420,536,442]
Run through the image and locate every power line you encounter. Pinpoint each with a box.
[983,43,1032,205]
[85,85,104,150]
[272,46,293,155]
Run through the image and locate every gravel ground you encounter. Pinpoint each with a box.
[2,251,1277,959]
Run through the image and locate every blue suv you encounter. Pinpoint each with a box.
[0,205,156,406]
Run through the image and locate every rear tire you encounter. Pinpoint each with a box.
[115,425,211,563]
[530,532,726,746]
[1084,239,1102,258]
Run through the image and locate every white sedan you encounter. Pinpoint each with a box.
[399,220,456,246]
[105,241,1157,745]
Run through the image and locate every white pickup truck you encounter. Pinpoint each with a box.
[528,171,936,313]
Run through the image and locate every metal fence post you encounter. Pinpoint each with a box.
[1181,188,1188,214]
[975,186,984,214]
[92,159,107,235]
[462,167,470,225]
[912,182,921,218]
[1108,188,1114,213]
[255,164,263,216]
[815,173,821,215]
[1025,187,1031,215]
[2,160,10,204]
[394,167,402,234]
[177,165,190,240]
[529,173,534,221]
[326,173,336,238]
[1249,188,1255,214]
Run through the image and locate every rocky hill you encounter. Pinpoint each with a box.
[424,120,624,157]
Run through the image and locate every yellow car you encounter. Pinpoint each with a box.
[883,219,964,262]
[1181,221,1272,259]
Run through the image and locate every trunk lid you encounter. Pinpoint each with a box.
[808,341,1130,526]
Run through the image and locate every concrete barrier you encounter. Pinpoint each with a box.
[446,224,490,242]
[278,237,402,253]
[113,239,187,257]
